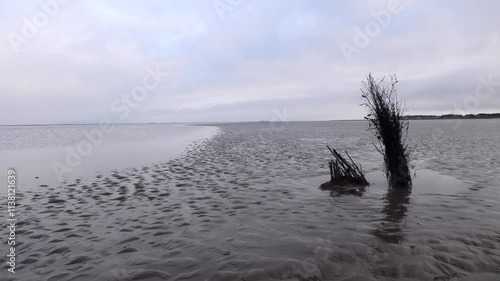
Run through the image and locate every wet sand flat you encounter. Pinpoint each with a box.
[2,120,500,281]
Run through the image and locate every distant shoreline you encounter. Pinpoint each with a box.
[404,113,500,120]
[2,114,500,126]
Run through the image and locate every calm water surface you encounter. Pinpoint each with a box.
[0,124,218,190]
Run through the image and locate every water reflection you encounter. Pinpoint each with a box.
[373,188,411,244]
[319,182,367,197]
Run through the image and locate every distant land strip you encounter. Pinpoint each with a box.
[404,113,500,120]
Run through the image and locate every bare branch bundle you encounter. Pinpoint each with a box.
[361,73,412,189]
[325,145,368,186]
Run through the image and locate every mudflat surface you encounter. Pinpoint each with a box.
[3,120,500,281]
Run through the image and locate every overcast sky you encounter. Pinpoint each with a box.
[1,0,499,125]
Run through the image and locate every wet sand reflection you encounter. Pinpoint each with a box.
[373,188,411,244]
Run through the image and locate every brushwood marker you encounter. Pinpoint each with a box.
[7,169,16,274]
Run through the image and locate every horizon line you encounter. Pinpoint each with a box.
[0,119,367,127]
[2,113,499,127]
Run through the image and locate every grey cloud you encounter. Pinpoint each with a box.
[1,0,499,125]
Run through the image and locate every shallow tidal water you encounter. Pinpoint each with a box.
[2,120,500,281]
[0,124,219,190]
